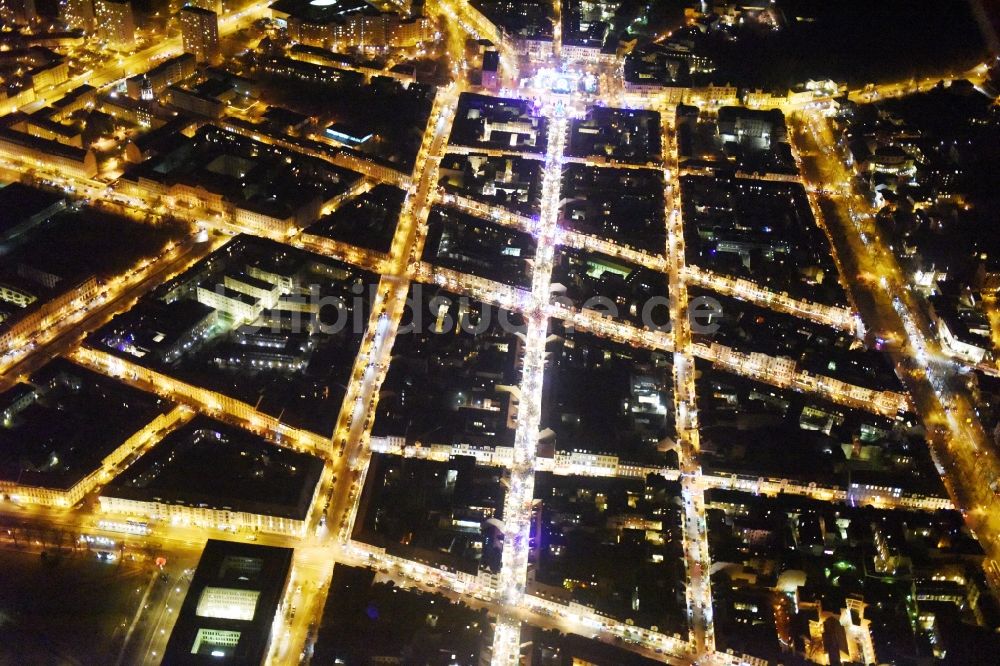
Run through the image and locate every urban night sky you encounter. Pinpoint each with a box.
[1,0,1000,664]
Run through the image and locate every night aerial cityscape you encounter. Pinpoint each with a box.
[2,1,1000,665]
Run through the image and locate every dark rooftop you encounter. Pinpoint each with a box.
[0,358,170,490]
[162,539,293,665]
[0,184,65,237]
[103,415,324,521]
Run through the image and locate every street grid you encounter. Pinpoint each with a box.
[12,91,907,665]
[0,88,926,666]
[1,4,997,665]
[0,92,943,666]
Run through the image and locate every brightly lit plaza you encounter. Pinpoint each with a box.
[2,0,1000,664]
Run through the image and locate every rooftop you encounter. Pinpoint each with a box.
[541,324,674,463]
[423,205,537,289]
[103,415,324,520]
[305,184,404,255]
[0,358,170,490]
[373,286,524,448]
[270,0,376,23]
[162,539,293,664]
[354,453,506,575]
[0,184,64,238]
[88,234,379,435]
[560,163,666,254]
[312,565,489,664]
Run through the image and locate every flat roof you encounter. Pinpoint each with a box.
[0,183,64,233]
[227,271,277,293]
[128,53,195,84]
[0,359,170,490]
[95,298,215,359]
[482,50,500,71]
[163,539,293,664]
[102,415,324,520]
[204,283,262,307]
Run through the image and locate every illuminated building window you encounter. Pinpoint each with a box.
[195,587,260,621]
[191,628,241,656]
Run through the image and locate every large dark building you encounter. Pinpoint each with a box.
[162,539,294,664]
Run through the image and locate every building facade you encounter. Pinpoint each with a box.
[94,0,136,49]
[179,5,219,63]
